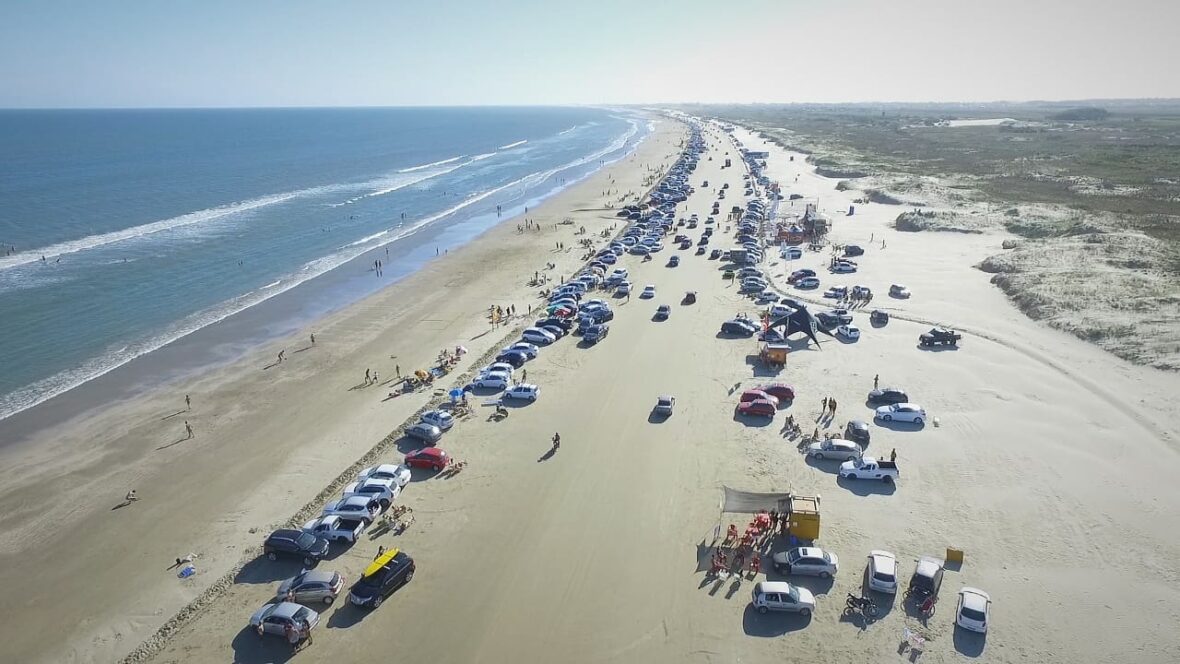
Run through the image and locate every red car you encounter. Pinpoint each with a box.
[756,383,796,401]
[405,447,449,471]
[737,400,777,418]
[739,389,779,407]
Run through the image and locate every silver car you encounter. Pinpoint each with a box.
[807,438,863,461]
[771,547,840,578]
[249,601,321,637]
[275,569,346,605]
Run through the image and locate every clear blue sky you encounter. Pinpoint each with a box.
[2,0,1177,108]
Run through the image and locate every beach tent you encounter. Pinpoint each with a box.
[720,486,793,514]
[767,308,828,347]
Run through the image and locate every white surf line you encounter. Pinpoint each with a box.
[398,155,464,173]
[497,139,528,150]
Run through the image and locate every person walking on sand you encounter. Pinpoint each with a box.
[822,397,828,413]
[873,374,879,389]
[365,368,371,384]
[395,365,401,378]
[829,398,837,416]
[890,448,897,463]
[552,432,561,450]
[310,333,315,346]
[278,349,285,363]
[184,421,194,439]
[372,371,379,384]
[185,394,191,411]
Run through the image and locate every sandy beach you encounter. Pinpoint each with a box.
[0,118,685,663]
[4,114,1180,664]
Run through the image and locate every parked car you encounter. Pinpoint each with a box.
[473,373,510,390]
[667,256,680,267]
[796,276,820,289]
[771,547,840,578]
[739,389,779,407]
[505,383,540,402]
[583,323,609,344]
[263,529,330,566]
[875,403,927,424]
[301,515,367,543]
[755,383,795,401]
[655,304,671,320]
[909,556,945,599]
[867,550,899,594]
[404,447,449,471]
[495,350,528,367]
[720,320,758,336]
[249,601,321,638]
[540,324,568,339]
[348,548,415,608]
[420,409,454,431]
[837,324,861,340]
[405,422,442,443]
[868,388,909,405]
[342,478,401,509]
[808,438,863,461]
[322,495,382,523]
[276,569,345,605]
[709,249,722,259]
[956,587,992,633]
[521,328,557,345]
[641,285,656,298]
[831,261,857,273]
[654,395,675,416]
[788,269,816,283]
[617,281,633,295]
[357,463,412,487]
[783,247,803,259]
[890,284,912,298]
[736,399,776,418]
[845,420,871,445]
[839,457,899,483]
[750,581,815,616]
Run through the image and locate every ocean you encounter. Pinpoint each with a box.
[0,107,648,423]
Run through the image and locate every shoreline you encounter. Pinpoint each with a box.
[0,116,651,440]
[0,116,687,663]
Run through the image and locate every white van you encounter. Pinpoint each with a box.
[750,581,816,616]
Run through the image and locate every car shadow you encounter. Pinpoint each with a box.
[647,409,671,424]
[835,335,859,345]
[835,475,897,496]
[236,557,302,585]
[954,626,987,657]
[576,339,599,349]
[326,603,370,630]
[874,419,926,432]
[790,575,836,597]
[231,627,298,663]
[804,455,841,474]
[733,412,774,428]
[916,343,960,352]
[408,467,441,483]
[321,540,355,561]
[395,437,428,454]
[743,355,781,378]
[741,604,812,637]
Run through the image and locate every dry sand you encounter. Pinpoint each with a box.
[5,116,1180,664]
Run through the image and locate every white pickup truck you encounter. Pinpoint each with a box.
[302,515,367,543]
[839,457,899,484]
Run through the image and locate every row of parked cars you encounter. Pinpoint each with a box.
[750,546,992,633]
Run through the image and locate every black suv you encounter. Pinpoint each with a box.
[263,529,330,566]
[348,550,416,608]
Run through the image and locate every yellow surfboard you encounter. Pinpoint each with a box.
[363,548,399,578]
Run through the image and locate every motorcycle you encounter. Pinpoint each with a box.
[844,593,879,618]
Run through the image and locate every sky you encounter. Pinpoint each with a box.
[1,0,1178,108]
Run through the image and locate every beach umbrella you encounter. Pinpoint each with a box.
[449,388,463,403]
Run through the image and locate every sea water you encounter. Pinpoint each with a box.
[0,107,647,422]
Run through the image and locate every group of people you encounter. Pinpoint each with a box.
[820,396,839,417]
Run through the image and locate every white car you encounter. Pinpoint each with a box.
[617,281,633,295]
[521,328,556,345]
[641,285,656,298]
[875,403,927,424]
[956,587,992,633]
[473,373,510,390]
[481,362,515,376]
[750,581,815,616]
[837,324,861,340]
[357,463,412,487]
[783,247,803,259]
[796,276,820,289]
[807,438,863,461]
[867,550,899,594]
[502,342,539,359]
[342,478,401,508]
[420,409,455,431]
[768,303,792,318]
[504,383,540,402]
[832,262,857,273]
[322,495,381,523]
[771,547,840,578]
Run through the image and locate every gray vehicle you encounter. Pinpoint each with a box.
[654,395,676,416]
[405,422,442,444]
[249,601,321,637]
[276,569,346,605]
[772,546,840,578]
